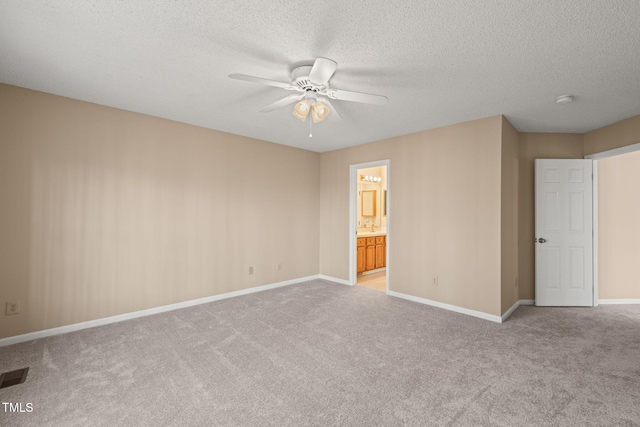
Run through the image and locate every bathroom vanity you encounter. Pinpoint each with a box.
[356,233,386,274]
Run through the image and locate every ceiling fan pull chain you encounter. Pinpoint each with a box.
[308,113,313,138]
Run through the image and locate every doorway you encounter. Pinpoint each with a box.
[585,142,640,305]
[349,160,389,292]
[534,143,640,306]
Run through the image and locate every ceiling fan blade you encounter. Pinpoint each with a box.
[321,98,342,121]
[259,94,305,112]
[308,58,338,85]
[325,88,388,105]
[229,73,295,90]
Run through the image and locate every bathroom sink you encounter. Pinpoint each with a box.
[357,229,387,236]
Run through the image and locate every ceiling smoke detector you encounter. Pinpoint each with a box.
[556,95,574,104]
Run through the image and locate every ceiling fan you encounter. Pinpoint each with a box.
[229,58,388,130]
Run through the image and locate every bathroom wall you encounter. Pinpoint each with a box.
[356,166,386,231]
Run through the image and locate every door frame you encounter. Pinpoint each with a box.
[349,159,390,292]
[585,142,640,306]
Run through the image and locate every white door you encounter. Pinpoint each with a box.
[535,159,593,306]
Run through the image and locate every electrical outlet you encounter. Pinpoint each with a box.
[277,263,282,271]
[6,300,20,315]
[432,276,439,286]
[248,267,253,275]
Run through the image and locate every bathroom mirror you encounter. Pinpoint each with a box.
[362,190,376,217]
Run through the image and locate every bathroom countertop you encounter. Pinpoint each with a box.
[356,230,387,237]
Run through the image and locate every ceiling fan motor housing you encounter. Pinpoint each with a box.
[291,66,326,92]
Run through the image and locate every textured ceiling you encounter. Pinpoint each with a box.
[1,1,639,152]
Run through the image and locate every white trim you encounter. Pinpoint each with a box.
[388,291,503,323]
[501,299,536,322]
[598,299,640,305]
[584,142,640,160]
[592,160,599,306]
[349,165,357,286]
[501,300,521,322]
[0,275,318,348]
[318,274,351,286]
[349,160,390,292]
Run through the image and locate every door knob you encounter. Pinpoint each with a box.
[538,238,546,243]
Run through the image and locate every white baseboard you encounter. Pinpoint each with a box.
[501,301,521,322]
[388,291,503,323]
[0,275,319,348]
[0,275,550,347]
[598,298,640,305]
[501,299,535,322]
[318,274,352,286]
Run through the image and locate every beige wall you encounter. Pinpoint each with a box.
[598,150,640,299]
[320,116,504,316]
[584,115,640,155]
[517,133,583,300]
[0,84,320,339]
[4,81,637,339]
[584,114,640,299]
[501,117,519,313]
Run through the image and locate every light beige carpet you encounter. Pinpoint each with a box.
[1,279,639,426]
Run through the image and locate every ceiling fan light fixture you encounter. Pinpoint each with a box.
[229,57,388,135]
[312,101,330,123]
[293,100,311,121]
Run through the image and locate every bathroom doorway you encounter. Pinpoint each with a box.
[349,160,389,293]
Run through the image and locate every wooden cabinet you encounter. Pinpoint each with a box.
[375,236,386,268]
[357,235,386,274]
[366,243,375,271]
[357,238,366,273]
